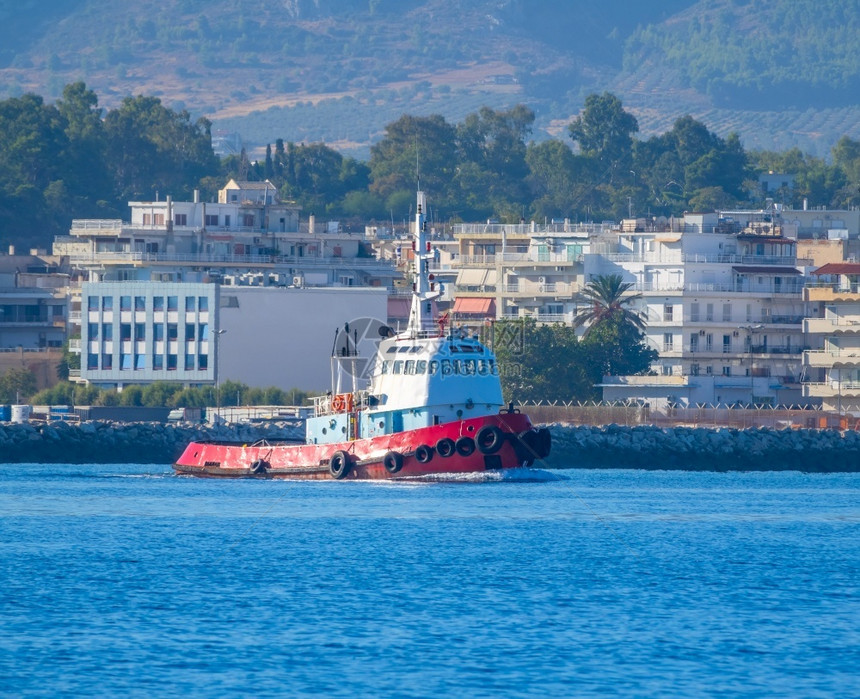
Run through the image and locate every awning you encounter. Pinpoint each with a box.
[456,269,488,286]
[452,297,496,316]
[655,234,682,243]
[732,266,801,275]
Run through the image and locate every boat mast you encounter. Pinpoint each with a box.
[406,190,440,337]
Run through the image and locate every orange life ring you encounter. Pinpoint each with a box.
[331,393,353,412]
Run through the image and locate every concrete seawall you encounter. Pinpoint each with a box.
[0,421,858,471]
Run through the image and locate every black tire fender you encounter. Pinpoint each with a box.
[435,437,456,458]
[537,427,552,458]
[475,425,504,454]
[455,436,476,457]
[250,459,268,475]
[329,450,352,479]
[383,450,404,474]
[415,444,434,464]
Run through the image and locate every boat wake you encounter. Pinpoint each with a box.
[396,467,567,483]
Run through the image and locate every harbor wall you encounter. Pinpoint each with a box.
[0,421,859,471]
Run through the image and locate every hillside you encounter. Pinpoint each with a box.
[0,0,858,157]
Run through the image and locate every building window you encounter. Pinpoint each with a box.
[722,304,731,322]
[102,353,112,370]
[705,333,713,352]
[722,366,731,376]
[103,323,113,341]
[136,355,146,370]
[705,366,713,375]
[723,335,731,353]
[690,303,699,322]
[120,353,132,370]
[153,296,164,312]
[102,297,113,311]
[88,323,99,339]
[87,353,98,369]
[167,354,178,370]
[242,214,254,227]
[134,323,146,341]
[664,304,673,322]
[135,296,146,311]
[185,297,195,312]
[224,215,231,227]
[167,324,178,340]
[88,297,98,311]
[154,354,164,370]
[154,324,164,341]
[120,324,131,341]
[185,354,195,370]
[198,354,208,370]
[185,324,195,340]
[153,213,164,225]
[199,323,209,340]
[205,214,218,226]
[175,213,187,226]
[705,303,714,321]
[167,296,178,311]
[198,296,208,312]
[689,334,698,352]
[690,363,700,376]
[120,296,131,311]
[663,333,674,351]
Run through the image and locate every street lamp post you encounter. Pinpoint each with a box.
[741,324,763,405]
[214,329,226,412]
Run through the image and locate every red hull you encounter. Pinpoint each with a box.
[173,412,545,479]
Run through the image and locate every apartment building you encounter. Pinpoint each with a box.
[587,209,809,406]
[451,220,615,324]
[802,263,860,414]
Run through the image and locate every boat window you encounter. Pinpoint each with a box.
[381,360,390,374]
[410,346,421,353]
[386,347,397,354]
[393,360,404,374]
[405,360,416,375]
[428,360,439,375]
[398,346,411,353]
[416,360,427,374]
[448,345,460,353]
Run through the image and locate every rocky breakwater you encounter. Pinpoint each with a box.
[0,420,302,464]
[546,424,860,472]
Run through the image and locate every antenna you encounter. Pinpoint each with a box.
[415,137,420,191]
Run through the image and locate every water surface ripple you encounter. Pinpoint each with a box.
[1,464,857,697]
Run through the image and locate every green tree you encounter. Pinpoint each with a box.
[573,274,646,336]
[369,113,457,207]
[567,92,638,186]
[0,369,38,402]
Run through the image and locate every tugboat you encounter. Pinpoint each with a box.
[173,192,550,479]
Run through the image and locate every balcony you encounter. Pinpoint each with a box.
[803,349,860,368]
[804,317,860,334]
[804,284,860,302]
[803,381,860,398]
[500,282,579,297]
[634,281,805,295]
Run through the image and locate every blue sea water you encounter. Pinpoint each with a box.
[0,464,858,698]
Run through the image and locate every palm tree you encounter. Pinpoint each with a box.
[573,274,646,336]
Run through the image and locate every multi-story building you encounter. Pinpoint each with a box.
[451,221,614,324]
[587,209,809,405]
[802,263,860,414]
[80,281,387,391]
[56,180,398,391]
[54,180,397,290]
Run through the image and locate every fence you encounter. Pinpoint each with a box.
[516,401,856,430]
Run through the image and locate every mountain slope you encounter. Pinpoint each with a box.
[0,0,858,158]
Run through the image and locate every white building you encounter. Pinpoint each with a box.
[588,209,809,406]
[80,282,387,392]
